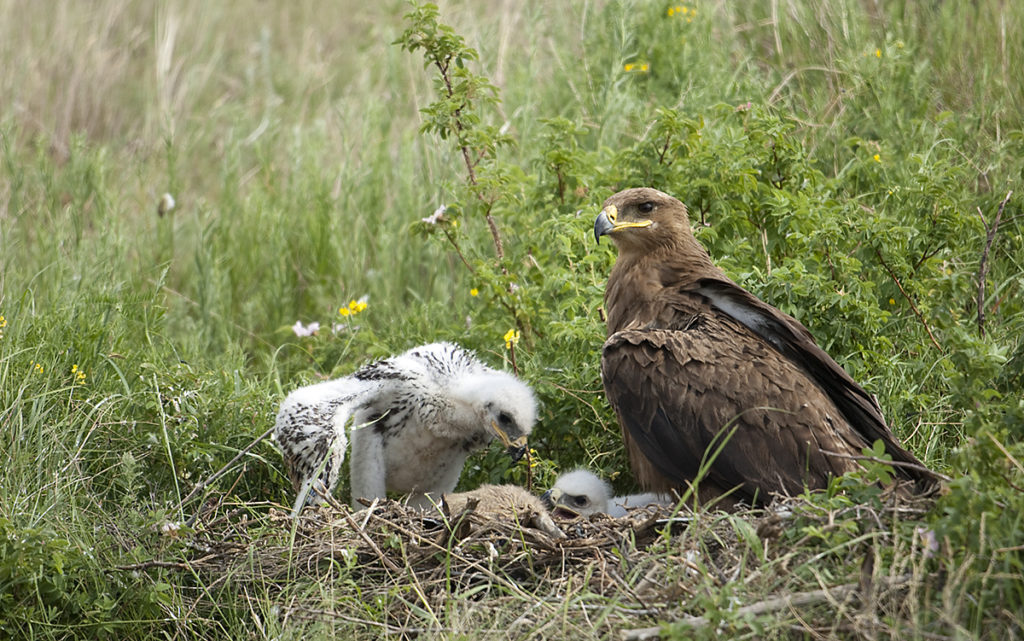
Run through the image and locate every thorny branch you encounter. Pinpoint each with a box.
[434,57,505,262]
[872,247,943,353]
[976,190,1013,337]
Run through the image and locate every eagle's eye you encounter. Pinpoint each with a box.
[637,201,655,214]
[573,495,589,507]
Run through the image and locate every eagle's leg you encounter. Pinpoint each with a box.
[349,423,386,506]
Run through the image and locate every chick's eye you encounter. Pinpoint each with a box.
[573,496,589,507]
[638,201,655,214]
[498,411,512,426]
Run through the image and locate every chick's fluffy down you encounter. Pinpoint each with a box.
[440,484,564,539]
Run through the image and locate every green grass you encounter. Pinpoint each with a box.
[1,0,1023,638]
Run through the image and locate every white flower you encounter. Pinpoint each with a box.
[291,321,320,337]
[916,526,939,559]
[158,193,176,216]
[422,204,447,225]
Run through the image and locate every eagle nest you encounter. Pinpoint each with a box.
[148,488,934,632]
[174,497,699,595]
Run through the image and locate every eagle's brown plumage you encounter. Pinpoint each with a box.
[594,187,941,507]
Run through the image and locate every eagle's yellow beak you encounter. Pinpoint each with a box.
[490,420,528,462]
[594,204,653,242]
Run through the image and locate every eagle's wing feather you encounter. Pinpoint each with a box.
[603,317,866,505]
[693,278,931,479]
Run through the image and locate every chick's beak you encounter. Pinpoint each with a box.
[491,421,528,463]
[542,488,582,519]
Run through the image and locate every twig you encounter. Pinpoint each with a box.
[115,554,220,572]
[282,606,431,634]
[976,190,1013,337]
[176,426,274,527]
[359,509,536,600]
[341,510,403,574]
[872,247,943,352]
[621,576,913,639]
[440,224,476,273]
[820,450,953,482]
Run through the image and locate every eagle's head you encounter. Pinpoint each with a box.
[458,370,536,462]
[593,187,692,253]
[542,469,612,519]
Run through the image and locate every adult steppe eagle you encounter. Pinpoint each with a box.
[274,342,536,512]
[593,187,941,507]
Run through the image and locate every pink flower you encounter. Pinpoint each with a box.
[422,205,447,224]
[291,321,320,337]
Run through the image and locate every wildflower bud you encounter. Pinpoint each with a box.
[158,193,176,217]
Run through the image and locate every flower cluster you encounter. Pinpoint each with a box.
[71,364,86,384]
[667,4,696,21]
[339,298,368,317]
[0,314,5,340]
[289,296,369,338]
[31,361,44,374]
[623,62,649,73]
[503,329,520,350]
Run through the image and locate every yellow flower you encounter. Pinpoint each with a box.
[875,48,882,58]
[624,63,635,72]
[873,154,881,163]
[339,298,368,317]
[0,315,6,328]
[470,288,479,297]
[503,329,520,350]
[72,364,86,383]
[639,63,650,72]
[32,361,44,374]
[889,298,896,306]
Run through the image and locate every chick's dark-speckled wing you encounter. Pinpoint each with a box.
[601,312,868,505]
